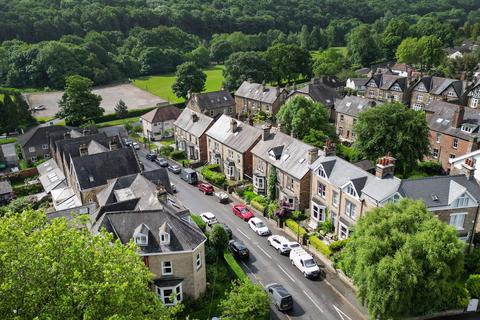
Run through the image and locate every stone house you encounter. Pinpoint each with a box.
[141,106,182,141]
[287,79,341,118]
[365,73,409,104]
[424,101,480,171]
[334,96,377,144]
[345,78,368,95]
[173,108,214,164]
[450,150,480,182]
[251,126,320,211]
[467,81,480,109]
[410,76,466,111]
[186,90,235,118]
[18,125,70,163]
[205,115,262,181]
[234,81,287,117]
[93,209,207,304]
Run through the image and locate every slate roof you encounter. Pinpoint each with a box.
[349,78,368,87]
[290,82,340,107]
[71,148,141,190]
[18,125,70,147]
[55,132,111,161]
[367,73,407,91]
[0,180,13,195]
[334,96,377,117]
[47,203,97,223]
[426,101,480,140]
[413,76,464,96]
[174,108,214,137]
[97,209,206,253]
[141,106,182,123]
[467,81,480,96]
[206,115,262,153]
[235,81,284,104]
[188,90,234,111]
[251,128,318,180]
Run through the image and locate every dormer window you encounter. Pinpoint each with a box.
[345,183,357,197]
[135,234,148,246]
[453,193,470,207]
[159,222,171,246]
[318,168,326,178]
[461,124,477,134]
[133,223,150,247]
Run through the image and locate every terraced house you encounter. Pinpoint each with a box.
[186,90,235,118]
[467,80,480,109]
[334,96,377,144]
[206,115,262,181]
[235,81,287,117]
[410,76,466,111]
[365,73,408,103]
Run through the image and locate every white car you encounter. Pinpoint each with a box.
[200,212,218,226]
[288,241,301,250]
[132,142,140,150]
[248,217,271,236]
[267,235,292,254]
[289,247,320,279]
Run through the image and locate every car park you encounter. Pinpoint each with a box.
[266,283,294,311]
[268,235,292,254]
[155,157,168,167]
[146,153,157,161]
[232,204,254,221]
[248,217,270,236]
[228,239,249,260]
[168,164,181,174]
[200,212,218,226]
[289,247,320,279]
[197,182,214,195]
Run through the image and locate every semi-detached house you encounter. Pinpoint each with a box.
[410,76,466,111]
[365,73,408,104]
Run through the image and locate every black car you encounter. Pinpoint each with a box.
[155,157,168,167]
[146,153,157,161]
[220,223,233,239]
[228,240,249,260]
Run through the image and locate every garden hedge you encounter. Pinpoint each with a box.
[309,235,332,257]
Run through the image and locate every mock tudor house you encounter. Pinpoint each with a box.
[424,101,480,171]
[93,209,207,304]
[467,81,480,109]
[174,108,214,164]
[410,76,466,111]
[334,96,377,144]
[186,90,235,118]
[235,81,287,117]
[251,125,320,211]
[141,106,182,141]
[287,79,341,117]
[18,125,70,163]
[206,115,262,181]
[365,73,409,103]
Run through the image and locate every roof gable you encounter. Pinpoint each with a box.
[141,106,182,123]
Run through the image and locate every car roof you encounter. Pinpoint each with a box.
[250,217,262,223]
[234,204,246,208]
[273,235,288,242]
[269,284,291,297]
[202,212,215,217]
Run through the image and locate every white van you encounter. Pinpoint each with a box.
[289,247,320,279]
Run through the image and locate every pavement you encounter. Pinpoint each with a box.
[136,148,367,320]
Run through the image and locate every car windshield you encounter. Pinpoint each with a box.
[235,242,246,250]
[290,243,300,248]
[239,208,249,214]
[256,221,265,228]
[304,259,316,268]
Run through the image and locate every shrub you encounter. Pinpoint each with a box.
[223,251,247,281]
[309,235,332,257]
[242,189,257,203]
[417,160,443,175]
[170,150,186,160]
[329,239,349,253]
[291,210,307,221]
[337,144,361,162]
[204,164,221,172]
[12,183,43,197]
[209,224,229,254]
[285,219,307,237]
[250,200,265,213]
[191,214,206,232]
[201,166,226,186]
[159,145,174,157]
[252,195,267,205]
[317,220,333,233]
[466,274,480,298]
[92,106,156,123]
[465,248,480,275]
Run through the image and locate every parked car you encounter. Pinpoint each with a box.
[168,164,181,174]
[155,157,168,167]
[132,142,140,150]
[289,247,320,279]
[288,242,301,250]
[33,105,46,111]
[181,168,198,184]
[146,153,157,161]
[200,212,218,226]
[214,191,229,203]
[220,223,233,239]
[248,217,270,236]
[228,239,249,260]
[266,283,294,311]
[198,182,214,195]
[170,183,176,193]
[268,235,292,254]
[232,204,254,221]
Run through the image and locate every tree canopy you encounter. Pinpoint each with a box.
[265,44,312,85]
[312,48,346,77]
[0,89,34,134]
[223,51,271,91]
[338,199,467,319]
[220,279,270,320]
[172,62,206,99]
[396,36,445,70]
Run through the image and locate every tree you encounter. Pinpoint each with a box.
[347,24,379,67]
[353,103,429,175]
[418,35,445,70]
[209,224,229,254]
[0,209,176,319]
[396,37,422,65]
[338,199,467,319]
[115,99,128,118]
[312,48,346,77]
[381,18,410,60]
[223,51,271,91]
[277,96,335,141]
[220,279,270,320]
[186,45,210,68]
[264,44,312,85]
[466,275,480,298]
[209,40,233,63]
[57,75,103,125]
[172,62,206,99]
[299,25,310,49]
[267,165,277,201]
[444,53,480,80]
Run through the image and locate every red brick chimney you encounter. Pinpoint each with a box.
[375,154,396,179]
[452,105,465,128]
[462,158,476,180]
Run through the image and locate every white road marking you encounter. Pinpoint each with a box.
[303,290,324,313]
[256,244,272,259]
[333,305,353,320]
[278,265,295,282]
[236,228,251,240]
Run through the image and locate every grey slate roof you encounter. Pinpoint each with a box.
[71,148,141,190]
[98,209,206,253]
[174,108,214,137]
[367,74,407,91]
[55,132,111,160]
[206,115,262,153]
[0,180,13,195]
[349,78,368,87]
[235,81,284,104]
[413,76,464,96]
[188,90,234,111]
[18,125,70,147]
[426,101,480,140]
[251,129,318,180]
[141,106,182,123]
[334,96,377,117]
[290,82,340,107]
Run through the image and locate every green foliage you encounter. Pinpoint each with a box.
[267,165,277,201]
[12,183,43,197]
[186,45,210,68]
[353,103,430,175]
[317,220,334,234]
[201,166,226,186]
[443,52,480,80]
[347,24,379,67]
[210,41,234,64]
[309,235,332,257]
[336,144,362,162]
[114,99,128,118]
[396,36,445,70]
[265,44,312,84]
[170,150,186,160]
[0,209,175,319]
[223,51,271,91]
[172,61,206,99]
[329,239,350,253]
[250,200,265,213]
[313,48,347,76]
[465,248,480,275]
[209,224,229,254]
[220,279,270,320]
[338,199,466,319]
[417,160,443,176]
[0,89,35,134]
[223,251,248,281]
[159,145,174,157]
[191,214,207,232]
[0,196,33,216]
[285,219,307,237]
[466,274,480,298]
[0,137,17,145]
[291,210,307,221]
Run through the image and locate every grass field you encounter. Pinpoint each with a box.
[95,116,140,129]
[311,47,348,59]
[132,65,225,103]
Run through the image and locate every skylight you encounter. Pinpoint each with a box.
[298,158,305,164]
[436,118,443,123]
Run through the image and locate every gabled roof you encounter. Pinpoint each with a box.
[173,108,214,137]
[55,132,111,161]
[141,106,182,123]
[468,81,480,96]
[367,73,407,91]
[426,101,480,140]
[18,125,70,147]
[348,78,368,87]
[290,82,340,107]
[413,76,464,96]
[235,81,284,104]
[188,90,234,111]
[206,115,262,153]
[334,96,377,117]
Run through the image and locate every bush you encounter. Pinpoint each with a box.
[329,239,349,253]
[465,248,480,275]
[191,214,206,232]
[309,235,332,257]
[250,200,265,213]
[466,274,480,298]
[252,195,267,205]
[317,220,333,233]
[285,219,307,237]
[92,106,156,123]
[337,144,361,162]
[291,210,307,221]
[204,164,221,172]
[209,224,229,254]
[201,166,226,186]
[417,160,443,175]
[159,145,174,157]
[12,183,43,197]
[170,150,186,160]
[223,251,247,281]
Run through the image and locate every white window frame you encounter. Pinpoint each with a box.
[345,184,357,197]
[449,212,467,230]
[471,97,479,108]
[412,104,423,111]
[452,138,458,149]
[42,144,49,150]
[227,165,235,178]
[311,202,326,222]
[254,176,265,190]
[318,168,326,179]
[135,234,148,246]
[157,283,183,306]
[44,153,51,159]
[436,133,441,144]
[345,200,356,219]
[162,261,173,275]
[317,182,326,198]
[453,194,470,208]
[432,148,439,158]
[417,94,423,102]
[332,191,339,207]
[196,253,202,270]
[339,222,349,240]
[28,146,36,153]
[160,232,170,245]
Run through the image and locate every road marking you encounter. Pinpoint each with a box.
[303,290,324,313]
[256,244,272,259]
[333,305,353,320]
[277,265,295,282]
[236,228,251,240]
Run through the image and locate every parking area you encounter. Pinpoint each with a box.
[25,83,167,118]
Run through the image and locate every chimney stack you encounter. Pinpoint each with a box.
[462,158,476,180]
[375,154,396,179]
[307,148,319,165]
[452,105,465,128]
[262,124,271,141]
[230,118,238,133]
[323,139,336,156]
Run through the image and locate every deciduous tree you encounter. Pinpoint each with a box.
[209,224,229,254]
[313,48,346,77]
[114,99,128,118]
[265,44,312,85]
[220,279,270,320]
[223,51,271,90]
[172,62,206,99]
[347,24,379,67]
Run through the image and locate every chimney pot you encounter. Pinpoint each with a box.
[230,118,238,133]
[307,148,319,165]
[375,155,396,179]
[262,124,271,141]
[462,158,476,180]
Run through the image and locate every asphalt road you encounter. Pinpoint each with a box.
[137,149,365,320]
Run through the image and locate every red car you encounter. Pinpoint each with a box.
[197,182,214,195]
[232,204,254,221]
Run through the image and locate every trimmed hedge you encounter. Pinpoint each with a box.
[223,251,247,281]
[191,214,206,233]
[170,150,186,160]
[250,200,265,213]
[201,166,226,186]
[309,235,332,257]
[92,106,155,123]
[285,219,307,237]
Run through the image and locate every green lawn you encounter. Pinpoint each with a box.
[0,137,17,145]
[95,116,139,128]
[311,47,348,59]
[132,65,225,103]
